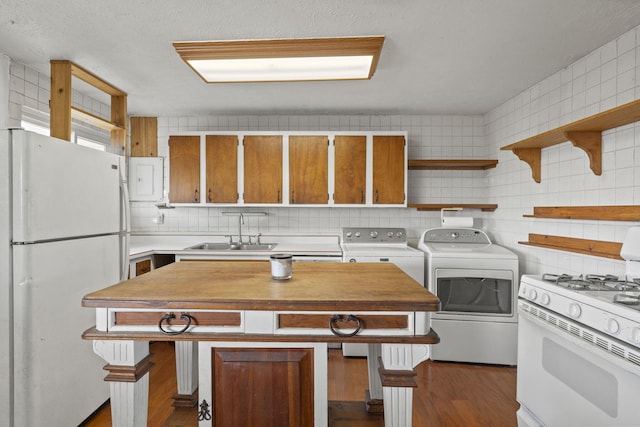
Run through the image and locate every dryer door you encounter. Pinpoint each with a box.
[432,268,516,322]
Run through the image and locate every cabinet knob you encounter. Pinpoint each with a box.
[193,189,199,202]
[208,188,212,203]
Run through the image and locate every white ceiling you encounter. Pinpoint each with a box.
[2,0,640,117]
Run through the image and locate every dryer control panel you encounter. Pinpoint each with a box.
[421,228,491,244]
[342,227,407,244]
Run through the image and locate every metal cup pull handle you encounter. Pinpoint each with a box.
[329,314,362,337]
[158,312,193,335]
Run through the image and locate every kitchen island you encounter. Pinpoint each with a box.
[82,261,440,427]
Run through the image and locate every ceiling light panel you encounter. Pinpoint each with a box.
[173,36,384,83]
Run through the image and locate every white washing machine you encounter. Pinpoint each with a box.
[418,227,519,365]
[341,227,425,356]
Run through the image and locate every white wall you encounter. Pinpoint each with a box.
[0,54,9,128]
[485,25,640,277]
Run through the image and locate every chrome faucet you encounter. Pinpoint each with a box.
[237,213,244,244]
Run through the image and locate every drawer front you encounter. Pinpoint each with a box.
[275,311,414,336]
[109,309,244,333]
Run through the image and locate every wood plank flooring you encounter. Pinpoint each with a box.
[83,342,518,426]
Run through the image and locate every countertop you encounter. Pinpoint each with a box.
[129,233,342,258]
[83,261,439,312]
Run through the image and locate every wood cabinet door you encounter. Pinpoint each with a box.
[206,135,238,203]
[211,348,314,427]
[169,135,200,203]
[372,135,405,204]
[334,135,366,204]
[289,135,328,204]
[243,136,283,204]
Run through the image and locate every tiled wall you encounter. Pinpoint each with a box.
[485,25,640,277]
[130,115,489,240]
[6,22,640,276]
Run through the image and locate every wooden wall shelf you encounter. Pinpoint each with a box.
[524,205,640,221]
[408,159,498,170]
[519,234,623,260]
[71,107,123,132]
[50,60,127,153]
[500,99,640,183]
[409,203,498,212]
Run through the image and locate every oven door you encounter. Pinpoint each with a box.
[517,304,640,427]
[432,268,516,321]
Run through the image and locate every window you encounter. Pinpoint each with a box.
[21,106,110,152]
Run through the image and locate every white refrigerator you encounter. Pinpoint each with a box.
[0,129,130,426]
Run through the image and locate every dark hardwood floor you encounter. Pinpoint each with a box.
[84,342,518,426]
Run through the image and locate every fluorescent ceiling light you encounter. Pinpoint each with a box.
[173,36,384,83]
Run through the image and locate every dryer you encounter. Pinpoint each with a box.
[419,227,519,365]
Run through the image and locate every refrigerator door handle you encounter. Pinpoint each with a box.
[120,172,131,281]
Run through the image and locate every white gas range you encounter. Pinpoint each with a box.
[516,227,640,427]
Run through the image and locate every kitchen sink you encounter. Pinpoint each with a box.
[185,243,233,250]
[184,242,277,251]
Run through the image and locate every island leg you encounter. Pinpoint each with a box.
[365,343,384,413]
[379,343,429,427]
[93,340,153,427]
[174,341,198,407]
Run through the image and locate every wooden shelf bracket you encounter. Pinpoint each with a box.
[512,148,541,183]
[564,131,602,176]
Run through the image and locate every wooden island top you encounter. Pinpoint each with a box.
[82,260,440,312]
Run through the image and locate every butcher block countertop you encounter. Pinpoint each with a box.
[82,261,440,312]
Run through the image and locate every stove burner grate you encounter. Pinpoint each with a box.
[542,273,640,291]
[613,292,640,306]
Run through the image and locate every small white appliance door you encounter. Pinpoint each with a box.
[12,235,119,426]
[517,309,640,426]
[11,130,121,242]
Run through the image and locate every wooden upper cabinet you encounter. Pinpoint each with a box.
[169,136,200,203]
[334,135,367,204]
[243,135,283,204]
[372,135,406,204]
[205,135,238,203]
[289,135,329,204]
[130,117,158,157]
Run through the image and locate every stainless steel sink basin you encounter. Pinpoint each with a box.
[184,242,277,251]
[233,243,277,251]
[185,243,232,250]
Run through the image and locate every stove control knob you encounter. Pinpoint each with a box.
[606,318,620,335]
[396,231,404,238]
[450,232,459,239]
[355,232,361,238]
[370,231,378,238]
[387,231,394,237]
[528,289,538,301]
[346,232,353,238]
[540,294,551,305]
[630,328,640,345]
[568,303,582,319]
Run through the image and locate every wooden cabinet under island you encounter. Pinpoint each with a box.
[81,261,440,427]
